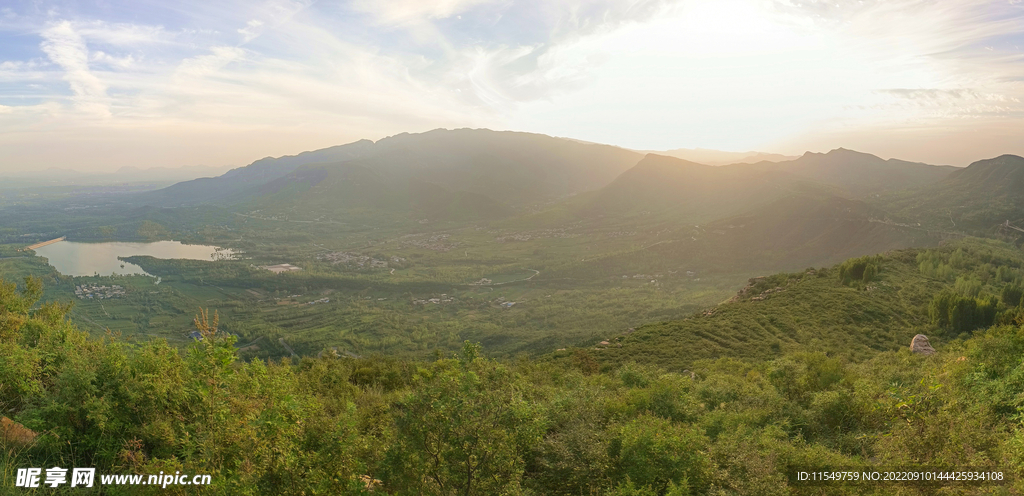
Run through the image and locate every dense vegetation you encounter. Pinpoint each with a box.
[3,239,1024,494]
[3,276,1024,494]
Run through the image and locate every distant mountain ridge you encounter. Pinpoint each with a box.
[248,161,513,222]
[729,148,957,197]
[147,139,378,206]
[940,154,1024,190]
[573,148,955,223]
[647,148,798,166]
[140,128,644,220]
[883,154,1024,234]
[575,154,814,222]
[134,129,1023,240]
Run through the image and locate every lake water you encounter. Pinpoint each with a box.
[34,240,233,277]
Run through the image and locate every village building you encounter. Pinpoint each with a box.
[262,263,302,274]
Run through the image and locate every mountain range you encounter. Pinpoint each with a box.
[128,128,1024,269]
[145,129,642,214]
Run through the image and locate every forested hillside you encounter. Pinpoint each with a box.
[590,238,1024,370]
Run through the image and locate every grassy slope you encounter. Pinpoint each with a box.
[585,237,1024,370]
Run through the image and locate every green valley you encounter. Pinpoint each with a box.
[5,130,999,362]
[3,129,1024,495]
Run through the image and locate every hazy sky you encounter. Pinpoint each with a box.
[0,0,1022,171]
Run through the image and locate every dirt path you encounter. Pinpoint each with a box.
[278,338,299,358]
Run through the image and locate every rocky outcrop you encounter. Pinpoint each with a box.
[728,277,766,303]
[910,334,936,355]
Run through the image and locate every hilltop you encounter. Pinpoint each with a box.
[5,133,1024,495]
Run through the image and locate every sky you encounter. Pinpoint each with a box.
[0,0,1022,172]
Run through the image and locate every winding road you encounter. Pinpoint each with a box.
[489,269,541,286]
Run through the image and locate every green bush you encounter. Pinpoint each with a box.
[608,415,709,495]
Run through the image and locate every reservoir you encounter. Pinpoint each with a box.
[34,240,233,277]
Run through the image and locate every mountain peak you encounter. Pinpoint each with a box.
[965,154,1024,169]
[993,154,1024,162]
[950,155,1024,186]
[824,147,875,159]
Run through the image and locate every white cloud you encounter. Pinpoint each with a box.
[238,19,264,42]
[90,51,135,69]
[351,0,503,25]
[40,21,110,117]
[76,21,174,46]
[260,0,315,19]
[872,88,1023,120]
[174,46,246,78]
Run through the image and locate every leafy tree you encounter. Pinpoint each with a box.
[1001,284,1024,307]
[837,256,879,286]
[929,290,997,333]
[384,342,545,495]
[861,263,877,283]
[955,276,983,297]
